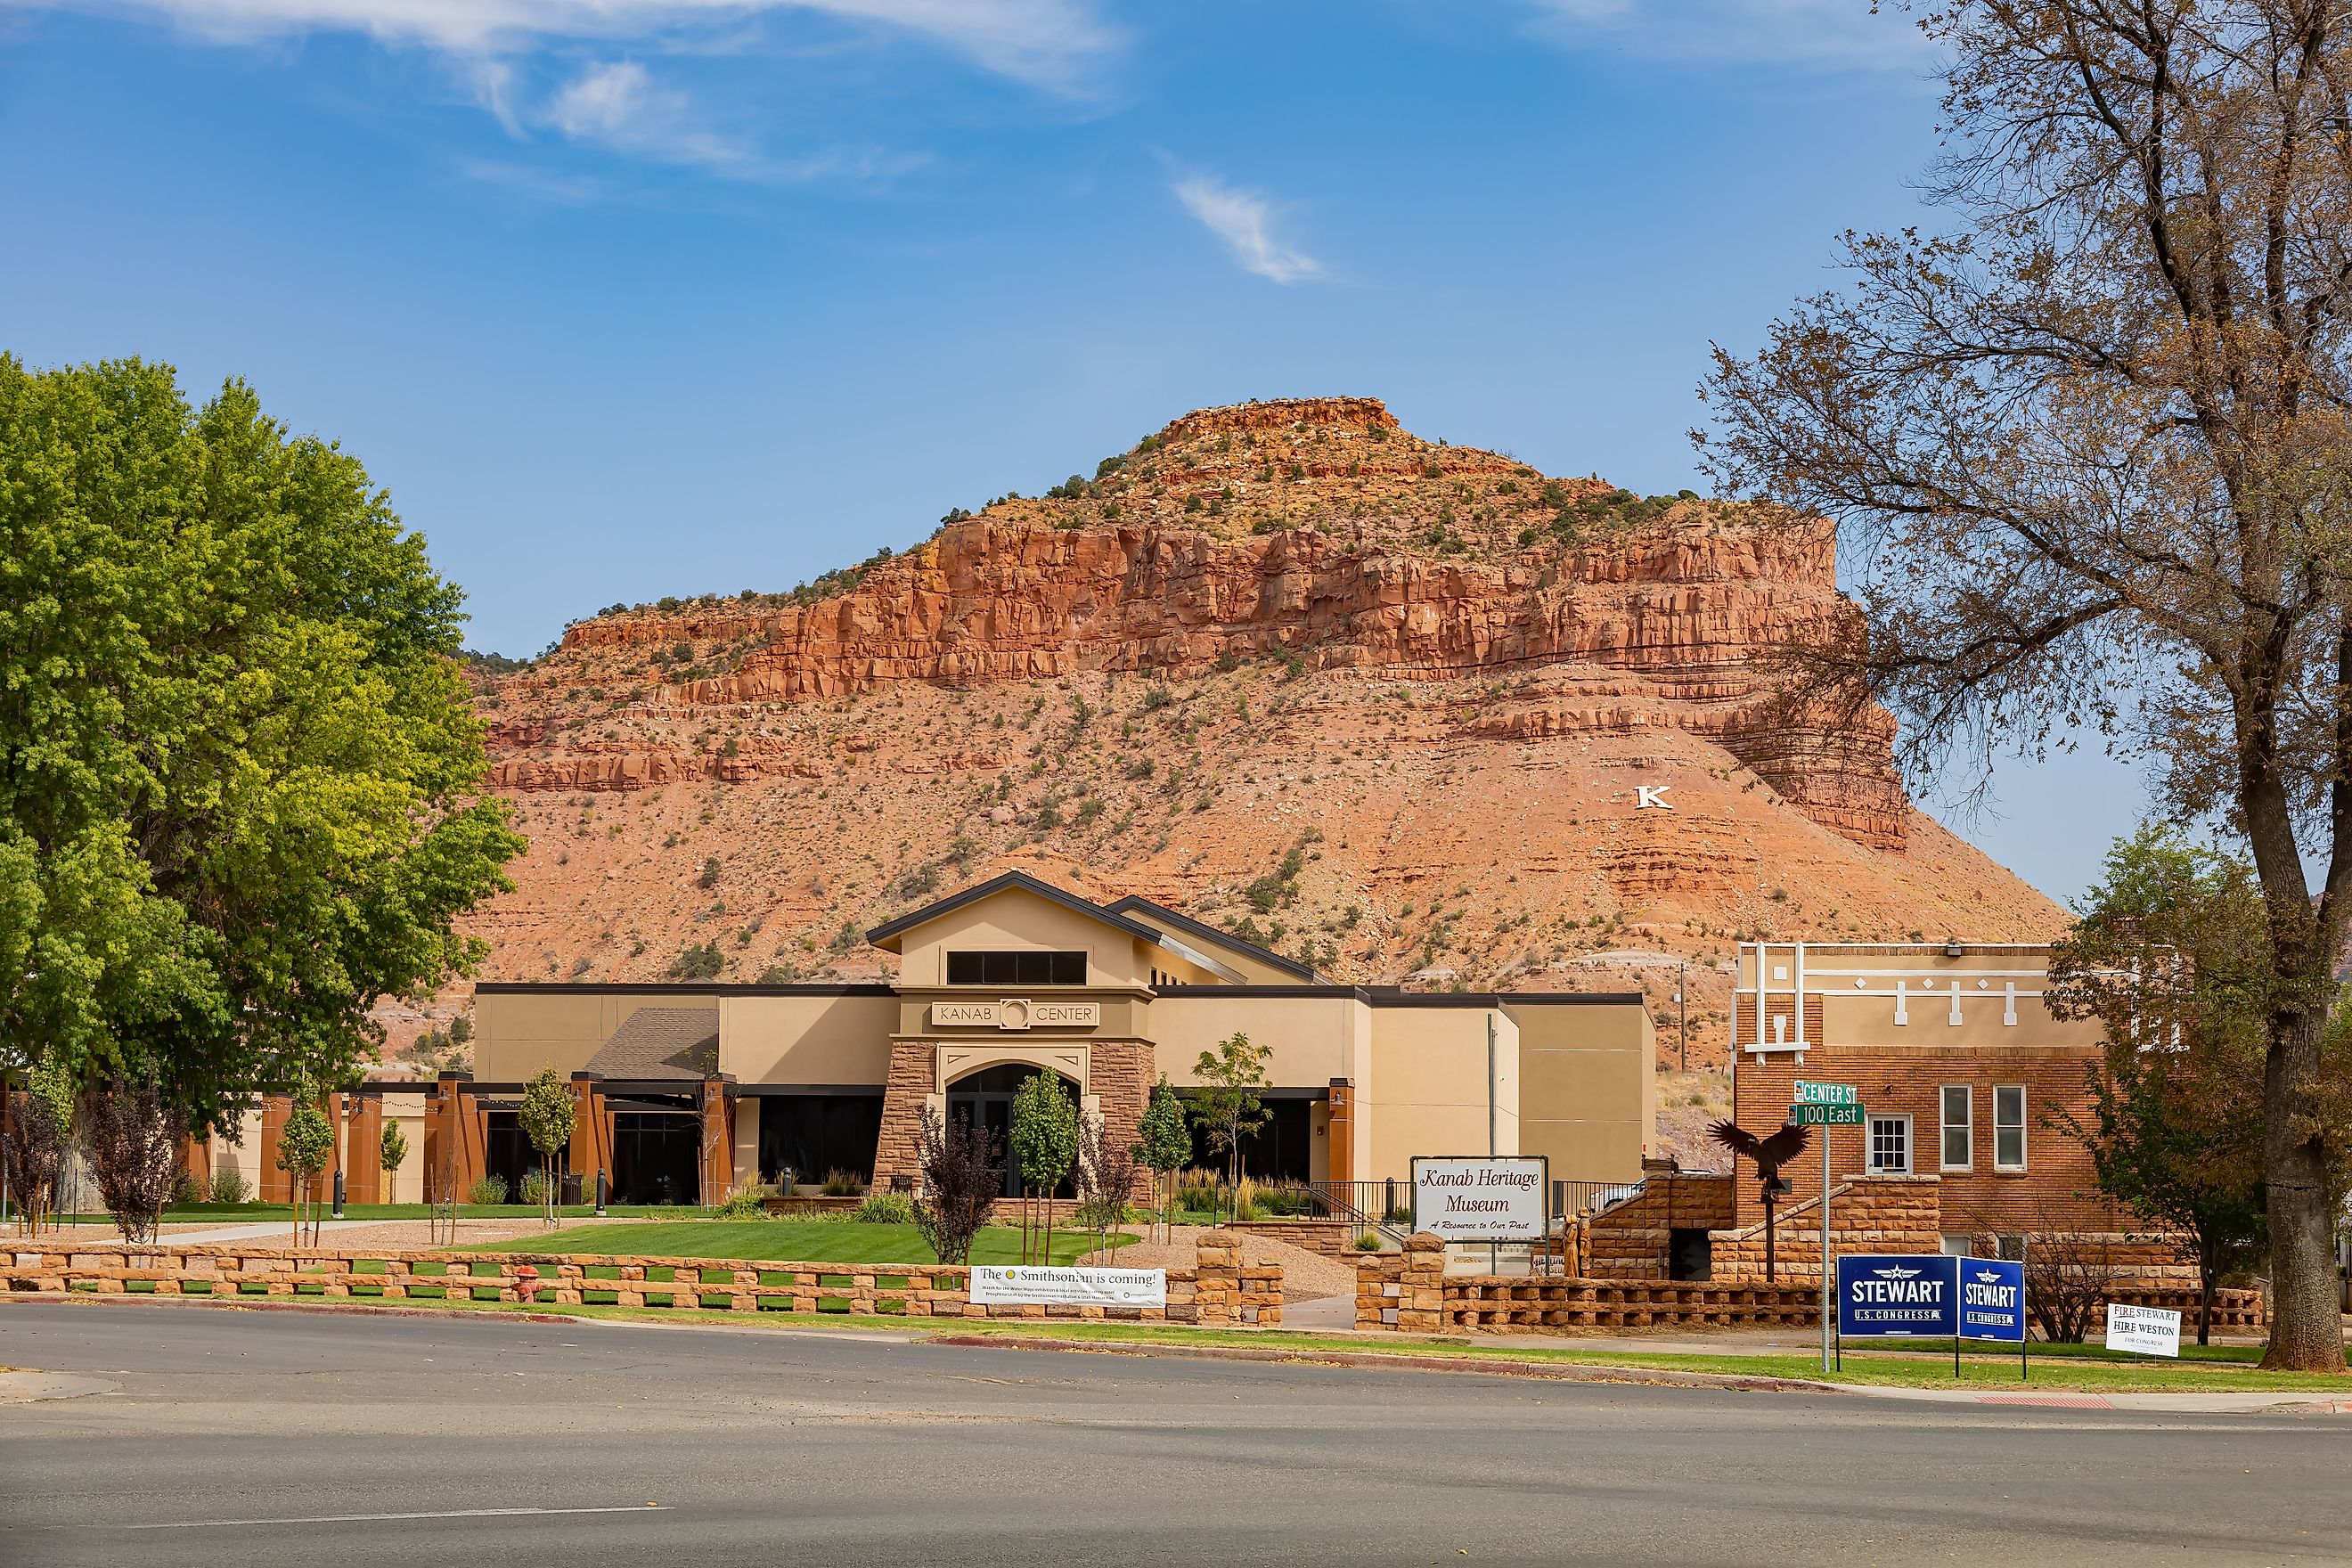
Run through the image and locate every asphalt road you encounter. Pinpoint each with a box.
[2,1301,2346,1567]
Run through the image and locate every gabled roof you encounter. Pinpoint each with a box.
[1104,894,1319,981]
[864,870,1166,951]
[584,1007,720,1081]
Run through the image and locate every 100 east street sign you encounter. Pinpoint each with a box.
[1790,1102,1864,1125]
[1793,1081,1858,1106]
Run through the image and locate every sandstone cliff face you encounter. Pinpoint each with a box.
[463,397,2062,1058]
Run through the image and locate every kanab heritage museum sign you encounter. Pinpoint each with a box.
[1837,1254,2028,1377]
[1411,1157,1550,1270]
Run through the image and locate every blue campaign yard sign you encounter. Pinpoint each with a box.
[1837,1254,1957,1337]
[1957,1257,2027,1343]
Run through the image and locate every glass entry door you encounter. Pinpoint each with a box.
[945,1064,1074,1199]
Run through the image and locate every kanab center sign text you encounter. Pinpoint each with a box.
[1837,1254,2026,1342]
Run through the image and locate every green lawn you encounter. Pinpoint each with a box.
[210,1294,2347,1392]
[480,1220,1133,1267]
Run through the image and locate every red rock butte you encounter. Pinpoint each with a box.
[461,396,2061,1054]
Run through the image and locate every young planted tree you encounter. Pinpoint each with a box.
[3,1055,75,1236]
[1188,1032,1270,1223]
[78,1077,179,1245]
[913,1105,1001,1267]
[379,1119,409,1207]
[2046,828,2296,1343]
[1702,2,2352,1370]
[275,1093,334,1246]
[518,1066,576,1228]
[1008,1071,1079,1265]
[1133,1077,1193,1244]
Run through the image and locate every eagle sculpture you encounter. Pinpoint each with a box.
[1707,1119,1812,1183]
[1708,1118,1813,1283]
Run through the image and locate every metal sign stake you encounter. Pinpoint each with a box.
[1820,1121,1833,1375]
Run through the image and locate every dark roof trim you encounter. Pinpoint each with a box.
[1155,984,1646,1007]
[473,983,894,997]
[864,870,1166,949]
[731,1084,888,1097]
[1105,894,1318,981]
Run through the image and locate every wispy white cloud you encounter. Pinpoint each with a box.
[22,1,1123,89]
[1171,170,1320,285]
[1516,0,1929,69]
[14,0,1103,183]
[544,58,748,170]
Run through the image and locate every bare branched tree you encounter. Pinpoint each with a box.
[913,1106,1001,1269]
[1704,0,2352,1371]
[3,1081,70,1236]
[1974,1214,2130,1345]
[1073,1111,1139,1262]
[78,1078,179,1245]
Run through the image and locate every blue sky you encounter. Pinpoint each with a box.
[0,0,2151,902]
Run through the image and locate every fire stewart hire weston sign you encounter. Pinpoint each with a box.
[1410,1156,1549,1242]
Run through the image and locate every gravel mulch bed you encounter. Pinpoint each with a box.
[1079,1224,1360,1302]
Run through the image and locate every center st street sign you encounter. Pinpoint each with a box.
[1793,1080,1858,1106]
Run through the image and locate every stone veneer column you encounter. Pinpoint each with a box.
[872,1041,937,1192]
[1083,1039,1153,1202]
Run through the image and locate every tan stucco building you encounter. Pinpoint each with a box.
[458,872,1654,1207]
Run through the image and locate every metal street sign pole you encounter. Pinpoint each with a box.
[1820,1121,1833,1374]
[1789,1083,1861,1376]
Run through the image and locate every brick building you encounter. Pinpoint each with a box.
[1580,939,2142,1282]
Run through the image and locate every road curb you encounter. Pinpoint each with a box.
[921,1333,1845,1393]
[0,1292,577,1327]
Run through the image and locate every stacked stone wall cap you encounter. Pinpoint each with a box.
[1404,1231,1446,1253]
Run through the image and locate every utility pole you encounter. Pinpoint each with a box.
[1677,962,1688,1074]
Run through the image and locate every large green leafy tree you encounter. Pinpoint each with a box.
[0,356,524,1129]
[2046,829,2279,1343]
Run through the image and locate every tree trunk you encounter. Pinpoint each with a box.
[2260,1003,2348,1371]
[2198,1259,2216,1349]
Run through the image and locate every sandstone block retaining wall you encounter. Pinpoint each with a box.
[3,1229,1282,1326]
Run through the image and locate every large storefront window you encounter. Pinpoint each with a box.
[611,1112,700,1205]
[1182,1098,1311,1183]
[758,1095,884,1188]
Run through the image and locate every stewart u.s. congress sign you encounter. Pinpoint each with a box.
[1837,1254,2026,1342]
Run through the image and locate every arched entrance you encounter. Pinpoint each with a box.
[946,1063,1079,1198]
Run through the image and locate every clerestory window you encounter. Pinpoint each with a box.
[945,950,1087,986]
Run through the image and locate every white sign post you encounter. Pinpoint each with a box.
[2104,1302,2183,1358]
[969,1266,1167,1310]
[1410,1156,1549,1244]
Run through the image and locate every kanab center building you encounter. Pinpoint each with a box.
[460,872,1653,1205]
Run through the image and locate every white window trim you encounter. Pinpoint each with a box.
[1867,1113,1914,1176]
[1994,1084,2028,1171]
[1939,1084,1973,1172]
